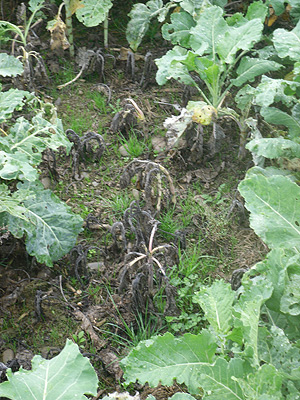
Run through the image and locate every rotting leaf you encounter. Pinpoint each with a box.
[47,16,70,51]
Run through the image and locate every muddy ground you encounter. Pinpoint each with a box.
[0,1,267,398]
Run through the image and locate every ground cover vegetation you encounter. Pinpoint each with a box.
[0,0,300,399]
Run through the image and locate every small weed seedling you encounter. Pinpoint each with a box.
[72,331,86,348]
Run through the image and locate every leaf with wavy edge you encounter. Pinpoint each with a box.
[6,181,83,266]
[273,19,300,61]
[193,280,234,336]
[239,168,300,250]
[246,137,300,160]
[75,0,113,27]
[0,53,23,77]
[232,57,282,87]
[199,358,244,399]
[0,340,97,400]
[121,331,217,394]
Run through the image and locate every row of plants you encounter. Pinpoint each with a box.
[118,1,300,399]
[0,53,83,266]
[0,0,300,399]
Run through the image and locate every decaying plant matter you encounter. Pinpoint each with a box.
[57,47,116,89]
[117,204,179,317]
[120,159,176,213]
[66,129,106,179]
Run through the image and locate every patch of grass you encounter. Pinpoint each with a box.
[62,104,94,133]
[86,91,108,114]
[101,292,165,348]
[99,191,132,221]
[52,63,76,87]
[119,130,150,158]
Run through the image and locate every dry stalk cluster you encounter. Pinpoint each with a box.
[66,129,106,179]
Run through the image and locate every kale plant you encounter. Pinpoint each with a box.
[0,340,98,400]
[0,55,83,266]
[154,1,284,157]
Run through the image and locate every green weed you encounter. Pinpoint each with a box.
[99,191,132,220]
[101,291,164,348]
[86,91,108,114]
[119,130,150,158]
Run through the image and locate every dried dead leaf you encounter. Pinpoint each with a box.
[47,17,70,51]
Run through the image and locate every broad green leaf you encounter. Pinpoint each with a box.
[269,0,286,15]
[245,0,268,22]
[235,85,256,111]
[0,53,23,77]
[178,0,225,18]
[7,181,83,266]
[189,6,227,56]
[231,57,282,87]
[280,266,300,315]
[247,248,300,313]
[0,151,37,181]
[234,364,282,399]
[235,276,273,366]
[259,326,300,382]
[75,0,113,27]
[0,339,97,400]
[0,88,33,124]
[255,76,300,107]
[217,19,263,64]
[273,19,300,61]
[199,358,245,399]
[0,183,31,222]
[261,104,300,139]
[290,0,300,22]
[162,11,196,47]
[121,331,217,394]
[168,394,197,400]
[246,137,300,160]
[0,114,72,181]
[244,165,296,181]
[239,169,300,250]
[28,0,45,13]
[126,0,165,51]
[155,46,196,86]
[193,280,234,336]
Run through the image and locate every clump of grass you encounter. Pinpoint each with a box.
[119,130,150,158]
[99,191,132,220]
[86,91,108,114]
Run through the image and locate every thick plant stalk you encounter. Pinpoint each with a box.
[64,0,74,57]
[104,14,108,48]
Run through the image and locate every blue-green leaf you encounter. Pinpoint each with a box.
[75,0,113,27]
[239,169,300,250]
[273,19,300,61]
[0,53,23,77]
[189,6,227,56]
[121,331,217,394]
[232,57,282,87]
[162,11,196,47]
[199,358,245,399]
[246,137,300,160]
[6,181,83,266]
[193,280,234,336]
[217,19,263,64]
[0,340,97,400]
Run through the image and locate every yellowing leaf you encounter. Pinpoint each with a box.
[187,101,217,125]
[69,0,85,15]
